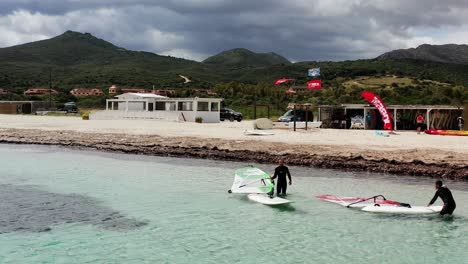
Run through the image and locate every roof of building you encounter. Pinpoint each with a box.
[116,93,168,99]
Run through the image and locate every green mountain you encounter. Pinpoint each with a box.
[203,48,291,68]
[377,44,468,65]
[0,31,215,89]
[0,30,122,65]
[0,31,467,93]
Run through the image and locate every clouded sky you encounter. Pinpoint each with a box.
[1,0,468,62]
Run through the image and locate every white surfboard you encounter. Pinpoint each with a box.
[243,130,275,136]
[361,205,443,214]
[247,194,291,205]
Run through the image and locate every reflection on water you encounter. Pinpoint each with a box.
[0,184,147,234]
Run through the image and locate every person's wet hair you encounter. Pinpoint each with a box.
[435,180,443,187]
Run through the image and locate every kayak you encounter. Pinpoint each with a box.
[424,129,468,136]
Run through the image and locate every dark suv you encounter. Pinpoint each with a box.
[278,109,314,122]
[220,108,243,122]
[59,102,78,113]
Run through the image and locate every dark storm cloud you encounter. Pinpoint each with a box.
[1,0,468,61]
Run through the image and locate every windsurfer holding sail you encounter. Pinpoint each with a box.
[427,180,456,216]
[271,159,292,196]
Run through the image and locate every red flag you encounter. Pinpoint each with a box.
[274,78,295,86]
[307,79,321,90]
[361,91,393,130]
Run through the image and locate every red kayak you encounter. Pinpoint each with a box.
[424,129,468,136]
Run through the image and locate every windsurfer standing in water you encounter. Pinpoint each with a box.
[428,180,456,216]
[271,159,292,196]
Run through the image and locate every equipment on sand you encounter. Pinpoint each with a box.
[254,118,274,130]
[424,129,468,136]
[243,130,275,136]
[375,131,390,137]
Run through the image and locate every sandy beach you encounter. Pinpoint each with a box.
[0,114,467,179]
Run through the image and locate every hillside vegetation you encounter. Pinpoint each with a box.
[0,31,467,115]
[377,44,468,65]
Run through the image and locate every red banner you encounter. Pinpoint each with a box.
[307,79,321,90]
[361,91,393,130]
[274,78,295,86]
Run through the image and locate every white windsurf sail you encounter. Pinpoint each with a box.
[229,167,274,194]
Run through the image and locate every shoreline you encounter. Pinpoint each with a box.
[1,128,467,180]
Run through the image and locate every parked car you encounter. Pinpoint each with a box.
[278,109,314,122]
[59,102,78,113]
[220,108,243,122]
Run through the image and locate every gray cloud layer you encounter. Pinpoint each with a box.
[1,0,468,61]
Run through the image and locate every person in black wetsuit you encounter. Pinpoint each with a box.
[427,180,456,215]
[270,160,292,196]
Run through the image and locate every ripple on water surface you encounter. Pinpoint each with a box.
[0,144,467,264]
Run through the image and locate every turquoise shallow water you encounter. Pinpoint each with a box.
[0,144,467,264]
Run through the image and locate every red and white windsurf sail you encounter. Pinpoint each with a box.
[316,194,401,208]
[361,91,393,130]
[274,78,295,86]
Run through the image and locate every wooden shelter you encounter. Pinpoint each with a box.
[318,104,464,130]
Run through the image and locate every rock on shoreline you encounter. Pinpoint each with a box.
[0,128,466,180]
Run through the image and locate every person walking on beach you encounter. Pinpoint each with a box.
[396,112,401,130]
[458,116,464,131]
[428,180,456,216]
[271,160,292,196]
[416,113,424,134]
[365,112,372,129]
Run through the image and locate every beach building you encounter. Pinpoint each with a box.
[149,89,175,96]
[91,93,223,123]
[193,89,218,96]
[289,86,309,93]
[0,89,10,95]
[24,88,59,96]
[0,101,54,114]
[318,104,464,130]
[70,88,105,97]
[108,85,176,96]
[108,85,146,95]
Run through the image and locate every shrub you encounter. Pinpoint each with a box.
[81,112,89,120]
